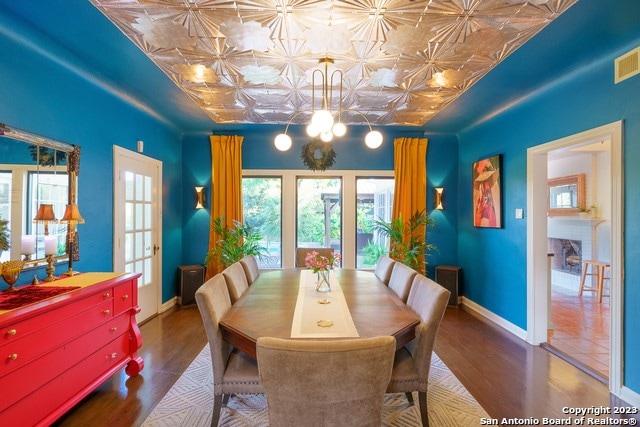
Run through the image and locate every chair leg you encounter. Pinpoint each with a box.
[211,394,222,427]
[578,261,589,296]
[417,391,429,427]
[405,391,414,405]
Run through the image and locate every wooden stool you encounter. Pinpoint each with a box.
[578,260,610,302]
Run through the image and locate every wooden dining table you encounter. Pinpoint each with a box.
[219,268,420,359]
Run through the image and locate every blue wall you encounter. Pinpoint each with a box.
[181,125,459,277]
[0,7,184,299]
[450,11,640,392]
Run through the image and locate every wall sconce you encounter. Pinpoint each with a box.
[434,187,444,210]
[195,186,205,209]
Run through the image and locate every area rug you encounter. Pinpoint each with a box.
[141,345,489,426]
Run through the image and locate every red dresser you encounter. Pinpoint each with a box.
[0,272,144,426]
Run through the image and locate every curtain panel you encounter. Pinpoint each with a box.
[205,135,244,280]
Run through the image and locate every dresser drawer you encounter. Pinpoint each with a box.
[113,280,134,315]
[0,332,130,426]
[0,289,112,347]
[0,319,129,414]
[0,299,114,378]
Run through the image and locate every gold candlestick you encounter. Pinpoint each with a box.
[43,255,57,282]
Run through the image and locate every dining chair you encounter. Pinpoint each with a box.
[222,261,249,303]
[374,254,396,285]
[388,262,418,302]
[195,274,263,427]
[256,336,396,427]
[295,247,334,268]
[239,254,260,285]
[386,274,451,427]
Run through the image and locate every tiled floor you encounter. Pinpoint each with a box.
[547,282,610,378]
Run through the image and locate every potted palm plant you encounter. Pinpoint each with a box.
[373,209,436,275]
[204,216,265,268]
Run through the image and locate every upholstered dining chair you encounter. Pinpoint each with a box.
[195,274,263,427]
[239,254,260,285]
[374,254,396,285]
[386,274,451,427]
[222,261,249,303]
[257,336,396,427]
[295,247,334,268]
[388,262,418,302]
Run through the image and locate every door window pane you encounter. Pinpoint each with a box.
[296,178,342,264]
[356,178,394,269]
[242,177,282,269]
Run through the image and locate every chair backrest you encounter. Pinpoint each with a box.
[222,261,249,303]
[194,274,233,393]
[295,247,334,268]
[240,254,260,285]
[388,262,417,302]
[374,254,396,284]
[257,336,396,426]
[405,274,451,381]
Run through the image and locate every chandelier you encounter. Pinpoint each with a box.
[273,58,383,152]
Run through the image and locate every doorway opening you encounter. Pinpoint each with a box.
[526,121,623,394]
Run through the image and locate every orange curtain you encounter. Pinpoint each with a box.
[205,135,244,280]
[391,137,428,270]
[392,137,428,220]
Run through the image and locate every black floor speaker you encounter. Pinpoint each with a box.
[435,265,462,307]
[178,265,205,305]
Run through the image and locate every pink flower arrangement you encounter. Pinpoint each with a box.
[304,251,341,273]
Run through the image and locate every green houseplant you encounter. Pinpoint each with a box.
[0,217,9,255]
[204,216,265,268]
[373,209,436,275]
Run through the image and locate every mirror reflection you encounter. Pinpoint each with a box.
[0,124,77,271]
[549,183,577,209]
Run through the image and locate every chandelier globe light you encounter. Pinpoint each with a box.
[273,57,382,151]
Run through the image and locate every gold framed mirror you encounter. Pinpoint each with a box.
[547,173,585,217]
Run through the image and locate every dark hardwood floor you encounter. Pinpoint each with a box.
[53,304,635,426]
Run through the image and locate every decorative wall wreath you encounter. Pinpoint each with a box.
[301,140,336,171]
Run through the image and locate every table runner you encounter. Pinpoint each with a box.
[290,269,359,338]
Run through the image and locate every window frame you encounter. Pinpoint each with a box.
[243,169,393,269]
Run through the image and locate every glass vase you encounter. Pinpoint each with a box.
[315,269,331,293]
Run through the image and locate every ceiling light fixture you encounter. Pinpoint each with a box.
[273,58,383,152]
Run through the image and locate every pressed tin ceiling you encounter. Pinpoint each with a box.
[89,0,578,127]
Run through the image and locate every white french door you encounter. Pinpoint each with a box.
[113,146,162,323]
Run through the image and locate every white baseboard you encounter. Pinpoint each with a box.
[620,386,640,408]
[160,297,177,313]
[461,296,528,341]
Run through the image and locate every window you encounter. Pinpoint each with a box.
[242,177,282,268]
[296,177,342,264]
[29,171,69,259]
[0,171,11,262]
[356,178,394,269]
[243,169,393,269]
[0,165,68,261]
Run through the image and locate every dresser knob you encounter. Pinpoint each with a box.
[103,309,111,315]
[109,352,117,359]
[110,327,118,332]
[8,354,17,360]
[103,292,111,299]
[122,294,129,300]
[6,329,16,336]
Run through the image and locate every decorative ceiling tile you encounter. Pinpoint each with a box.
[89,0,578,127]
